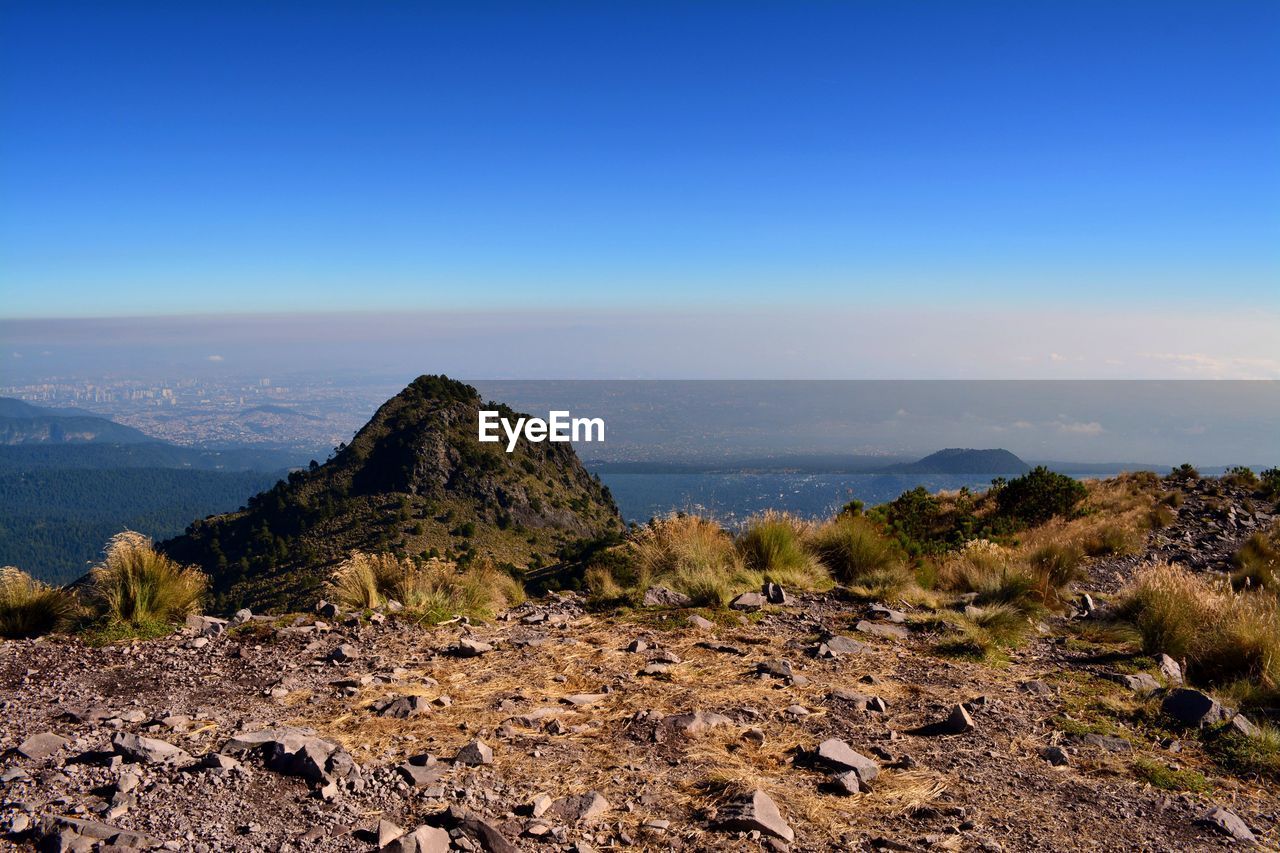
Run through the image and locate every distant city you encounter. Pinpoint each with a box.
[0,373,396,454]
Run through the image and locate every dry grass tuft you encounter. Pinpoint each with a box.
[1119,561,1279,689]
[807,515,910,592]
[89,531,206,626]
[329,552,524,623]
[0,566,79,639]
[737,512,831,591]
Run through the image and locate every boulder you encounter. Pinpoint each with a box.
[328,643,359,663]
[1040,745,1070,766]
[763,582,787,605]
[714,789,794,843]
[729,591,767,611]
[185,614,227,636]
[1228,714,1260,738]
[1116,673,1161,693]
[1162,688,1230,727]
[642,586,691,608]
[222,727,356,786]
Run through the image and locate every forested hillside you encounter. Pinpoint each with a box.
[0,468,282,584]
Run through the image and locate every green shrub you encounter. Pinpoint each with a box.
[995,467,1087,526]
[1223,466,1259,489]
[0,567,79,639]
[737,513,828,589]
[1210,726,1280,781]
[1168,463,1200,481]
[1231,530,1279,595]
[1029,541,1086,590]
[808,515,908,588]
[1260,468,1280,500]
[89,532,207,626]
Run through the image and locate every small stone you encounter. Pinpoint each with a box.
[1117,673,1161,693]
[642,586,692,608]
[550,791,611,822]
[866,604,906,623]
[1228,714,1260,738]
[1198,807,1255,843]
[377,819,405,847]
[688,615,714,630]
[763,582,787,605]
[451,637,493,657]
[455,739,493,766]
[815,738,879,784]
[328,644,359,663]
[730,591,767,611]
[816,635,867,658]
[1040,746,1070,766]
[854,620,909,640]
[626,639,648,653]
[1157,654,1183,685]
[714,789,794,843]
[529,793,553,818]
[111,732,193,766]
[1018,680,1053,697]
[1162,688,1230,727]
[16,732,70,760]
[942,704,974,734]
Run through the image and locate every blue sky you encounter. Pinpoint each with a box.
[2,1,1277,321]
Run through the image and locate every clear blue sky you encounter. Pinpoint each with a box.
[1,1,1277,317]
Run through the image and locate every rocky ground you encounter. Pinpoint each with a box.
[2,480,1277,852]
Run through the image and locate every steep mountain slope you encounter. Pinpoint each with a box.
[162,376,623,612]
[0,398,157,445]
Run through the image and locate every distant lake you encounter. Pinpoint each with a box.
[595,471,1004,526]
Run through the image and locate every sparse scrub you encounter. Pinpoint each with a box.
[88,531,207,628]
[0,567,79,639]
[935,603,1030,659]
[329,552,523,623]
[1029,541,1087,591]
[1118,562,1280,689]
[1147,503,1176,529]
[1210,725,1280,781]
[808,515,910,592]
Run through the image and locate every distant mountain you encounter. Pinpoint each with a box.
[163,375,623,612]
[881,448,1031,476]
[0,397,157,445]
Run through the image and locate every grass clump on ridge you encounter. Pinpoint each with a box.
[736,512,831,590]
[807,514,911,593]
[587,515,760,608]
[1117,562,1279,693]
[330,552,524,624]
[1231,528,1279,595]
[0,566,79,639]
[87,531,207,633]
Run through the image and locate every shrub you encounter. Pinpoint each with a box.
[1211,725,1280,781]
[1231,530,1279,595]
[586,515,763,608]
[935,603,1030,659]
[737,513,828,589]
[995,467,1087,526]
[1085,523,1141,556]
[808,515,908,589]
[89,532,207,626]
[1261,468,1280,500]
[1223,466,1259,489]
[940,541,1042,614]
[1029,541,1087,590]
[1147,504,1176,529]
[1119,562,1279,688]
[0,567,79,639]
[329,552,524,623]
